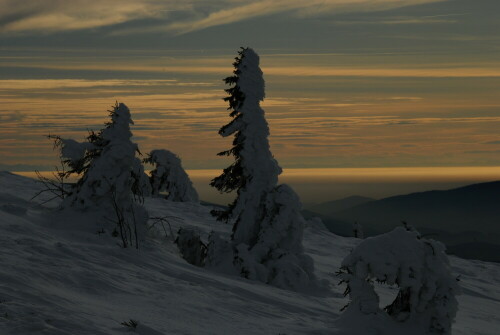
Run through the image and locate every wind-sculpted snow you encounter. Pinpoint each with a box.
[0,172,499,334]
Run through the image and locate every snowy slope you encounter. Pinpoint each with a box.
[0,171,499,334]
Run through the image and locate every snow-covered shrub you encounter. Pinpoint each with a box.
[175,228,207,267]
[208,48,315,291]
[144,149,199,202]
[338,227,459,334]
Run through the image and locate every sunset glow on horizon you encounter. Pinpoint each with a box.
[15,166,500,204]
[1,0,500,185]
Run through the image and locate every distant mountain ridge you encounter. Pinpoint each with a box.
[306,195,374,217]
[306,180,500,262]
[333,181,500,238]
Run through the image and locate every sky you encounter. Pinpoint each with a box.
[1,0,500,187]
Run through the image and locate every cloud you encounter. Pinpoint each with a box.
[331,13,464,25]
[7,61,500,78]
[386,120,416,125]
[295,143,355,148]
[263,66,500,78]
[0,164,52,172]
[0,79,180,90]
[166,0,446,34]
[464,150,500,155]
[0,0,180,33]
[0,111,24,122]
[0,0,445,34]
[386,97,424,101]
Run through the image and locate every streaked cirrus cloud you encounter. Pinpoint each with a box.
[0,0,183,33]
[0,0,446,34]
[166,0,446,34]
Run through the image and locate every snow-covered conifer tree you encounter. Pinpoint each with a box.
[56,103,148,248]
[144,149,199,202]
[337,227,459,334]
[210,47,282,241]
[208,48,315,291]
[63,103,138,210]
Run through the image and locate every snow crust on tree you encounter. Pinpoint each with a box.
[63,103,139,210]
[208,48,315,291]
[338,227,460,334]
[145,149,199,202]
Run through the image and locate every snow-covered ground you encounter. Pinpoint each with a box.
[0,171,499,334]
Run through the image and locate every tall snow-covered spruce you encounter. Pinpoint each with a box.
[210,47,282,232]
[208,48,315,291]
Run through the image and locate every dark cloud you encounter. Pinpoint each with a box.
[0,111,24,122]
[295,143,355,148]
[0,163,51,172]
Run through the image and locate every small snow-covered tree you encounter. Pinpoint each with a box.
[337,227,459,334]
[63,102,138,209]
[55,103,148,248]
[144,149,199,202]
[353,221,363,239]
[208,48,315,291]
